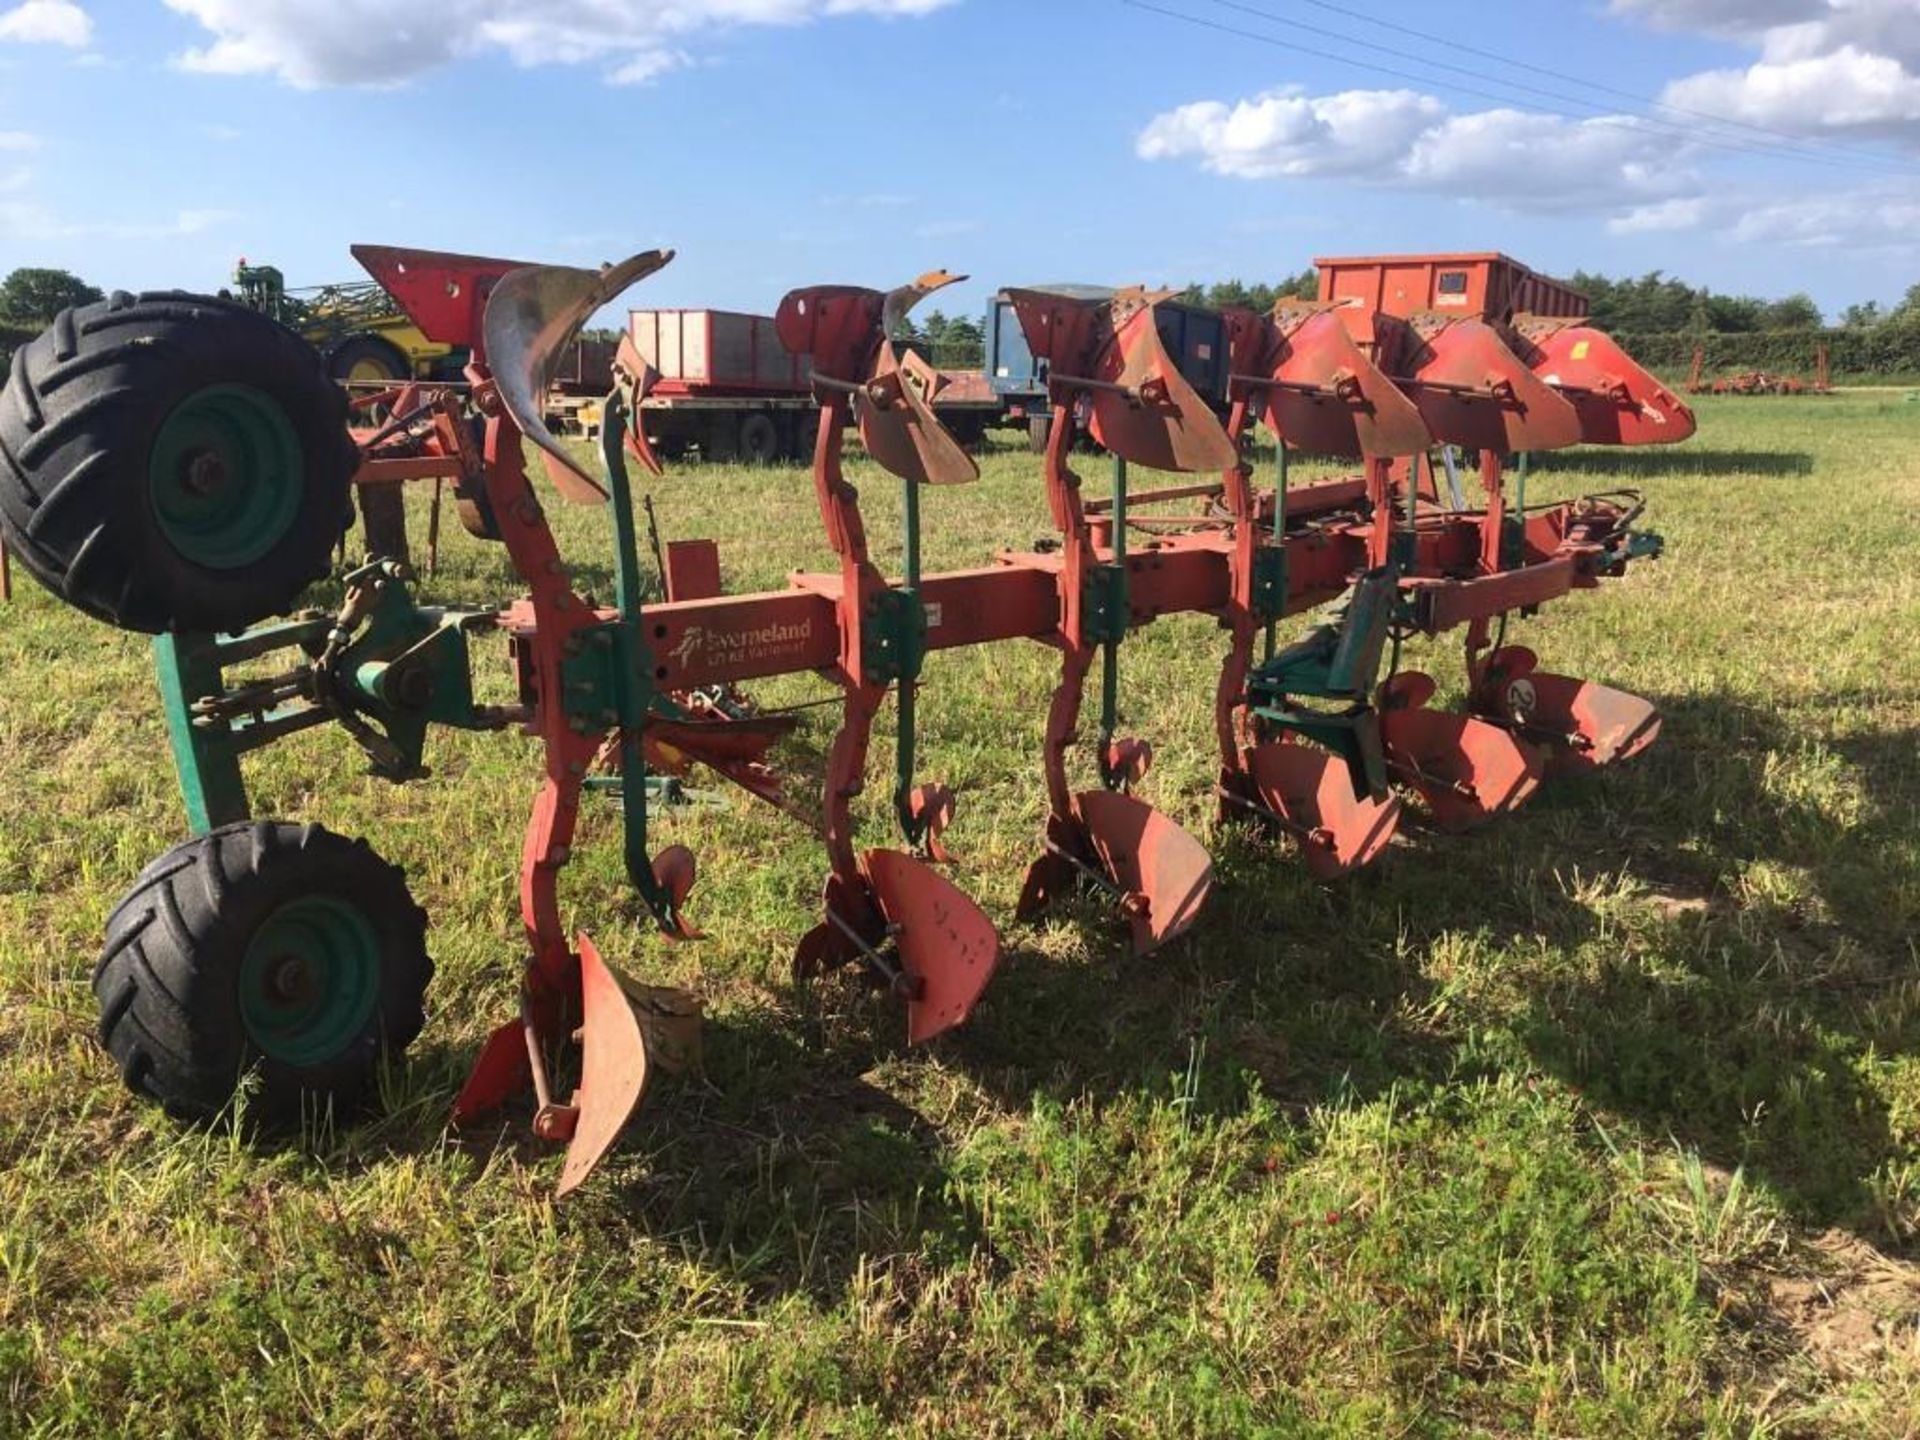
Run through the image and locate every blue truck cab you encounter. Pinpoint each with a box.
[984,286,1229,450]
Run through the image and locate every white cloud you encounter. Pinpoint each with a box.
[160,0,956,89]
[0,130,40,150]
[1729,180,1920,247]
[0,0,91,46]
[1598,177,1919,253]
[1608,1,1826,38]
[1664,42,1920,137]
[1137,87,1694,214]
[0,197,240,243]
[1607,196,1713,233]
[1403,109,1692,210]
[1614,0,1920,142]
[1136,88,1444,180]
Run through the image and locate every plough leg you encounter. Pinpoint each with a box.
[1014,387,1212,954]
[771,309,1000,1041]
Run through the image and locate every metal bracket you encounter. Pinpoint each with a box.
[1080,562,1130,647]
[859,586,928,688]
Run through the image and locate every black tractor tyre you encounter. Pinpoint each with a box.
[94,820,432,1128]
[0,291,357,634]
[1027,414,1052,454]
[739,412,781,464]
[325,332,411,386]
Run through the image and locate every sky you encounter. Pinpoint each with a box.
[0,0,1915,326]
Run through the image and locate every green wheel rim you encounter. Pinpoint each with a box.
[239,895,382,1067]
[149,383,305,569]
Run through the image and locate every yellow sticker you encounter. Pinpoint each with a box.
[1571,340,1591,360]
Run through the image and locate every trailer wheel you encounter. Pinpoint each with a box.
[739,412,781,465]
[780,412,812,463]
[946,413,987,451]
[0,292,356,634]
[94,821,432,1127]
[1027,414,1051,454]
[705,414,739,463]
[326,333,410,386]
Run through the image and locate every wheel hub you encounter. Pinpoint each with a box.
[181,448,230,498]
[266,954,316,1006]
[149,383,306,570]
[238,894,382,1067]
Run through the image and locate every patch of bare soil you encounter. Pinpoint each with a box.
[1764,1229,1920,1378]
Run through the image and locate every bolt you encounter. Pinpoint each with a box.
[180,448,229,498]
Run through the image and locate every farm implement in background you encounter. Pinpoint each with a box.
[1686,342,1833,396]
[0,242,1681,1197]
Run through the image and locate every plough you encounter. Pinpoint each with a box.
[0,245,1686,1195]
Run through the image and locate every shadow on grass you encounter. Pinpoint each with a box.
[1530,446,1814,478]
[355,686,1911,1297]
[608,1017,996,1306]
[1509,691,1918,1241]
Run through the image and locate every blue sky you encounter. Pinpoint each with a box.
[1,0,1915,325]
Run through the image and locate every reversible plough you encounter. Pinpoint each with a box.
[0,246,1690,1195]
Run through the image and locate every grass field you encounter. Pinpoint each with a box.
[2,391,1917,1437]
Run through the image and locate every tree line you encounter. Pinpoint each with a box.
[7,263,1918,378]
[1571,271,1920,335]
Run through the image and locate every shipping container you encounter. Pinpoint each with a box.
[628,309,809,395]
[1314,253,1588,324]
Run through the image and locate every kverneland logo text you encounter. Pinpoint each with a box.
[670,619,813,669]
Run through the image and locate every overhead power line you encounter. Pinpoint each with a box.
[1275,0,1914,169]
[1198,0,1917,175]
[1120,0,1919,178]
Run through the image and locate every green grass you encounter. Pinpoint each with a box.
[3,392,1918,1436]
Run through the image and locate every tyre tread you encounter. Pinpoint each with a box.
[92,821,432,1125]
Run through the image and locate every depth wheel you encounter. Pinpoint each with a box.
[0,291,356,634]
[94,821,432,1127]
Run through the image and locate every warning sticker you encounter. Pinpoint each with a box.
[1571,340,1590,360]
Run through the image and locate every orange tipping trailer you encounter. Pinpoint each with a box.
[1315,252,1588,325]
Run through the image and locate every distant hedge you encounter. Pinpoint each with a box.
[1611,326,1920,378]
